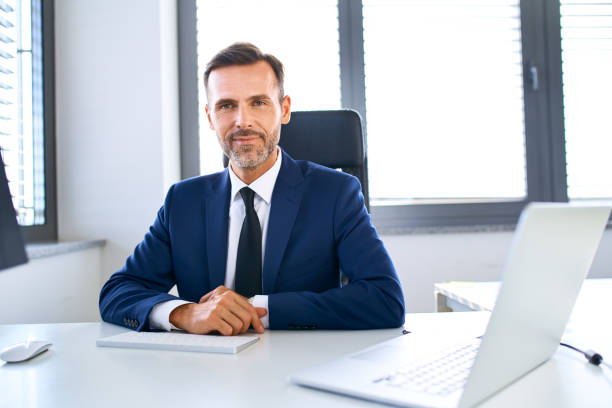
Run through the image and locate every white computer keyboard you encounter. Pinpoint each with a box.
[374,339,481,396]
[96,330,259,354]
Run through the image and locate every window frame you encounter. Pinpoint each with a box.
[177,0,599,231]
[177,0,200,180]
[19,0,56,242]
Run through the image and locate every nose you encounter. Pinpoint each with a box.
[235,106,252,128]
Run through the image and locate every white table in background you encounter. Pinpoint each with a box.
[434,278,612,313]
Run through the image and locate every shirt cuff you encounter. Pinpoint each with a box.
[250,295,269,329]
[149,299,191,331]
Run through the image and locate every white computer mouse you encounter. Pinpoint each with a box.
[0,340,52,363]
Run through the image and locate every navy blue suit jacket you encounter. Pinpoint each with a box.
[99,150,405,331]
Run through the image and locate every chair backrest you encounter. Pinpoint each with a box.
[223,109,369,210]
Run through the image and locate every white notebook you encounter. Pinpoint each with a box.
[96,331,259,354]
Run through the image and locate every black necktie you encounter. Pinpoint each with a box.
[234,187,263,298]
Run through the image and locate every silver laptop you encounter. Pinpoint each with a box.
[290,203,611,408]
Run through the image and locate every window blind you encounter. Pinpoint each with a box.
[560,0,612,199]
[363,0,526,203]
[0,0,44,225]
[0,0,20,218]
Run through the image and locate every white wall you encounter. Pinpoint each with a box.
[383,229,612,313]
[2,0,180,325]
[54,0,180,281]
[0,247,102,324]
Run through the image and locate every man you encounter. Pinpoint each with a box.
[99,42,405,335]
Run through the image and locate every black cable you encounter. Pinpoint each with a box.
[560,342,612,369]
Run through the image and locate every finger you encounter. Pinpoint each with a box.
[217,307,246,335]
[199,286,229,303]
[199,292,213,304]
[227,302,254,334]
[216,290,264,333]
[231,295,264,333]
[249,306,265,334]
[209,318,234,336]
[216,294,255,334]
[230,308,252,335]
[214,285,230,294]
[246,307,266,334]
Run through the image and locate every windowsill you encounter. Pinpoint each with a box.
[26,240,106,260]
[376,219,612,236]
[377,224,517,236]
[371,201,612,235]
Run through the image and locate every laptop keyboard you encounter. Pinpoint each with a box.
[374,339,480,397]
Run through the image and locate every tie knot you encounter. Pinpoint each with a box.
[239,187,255,210]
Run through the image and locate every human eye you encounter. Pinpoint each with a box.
[217,102,234,111]
[253,99,268,107]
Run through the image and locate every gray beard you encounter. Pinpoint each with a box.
[225,127,280,169]
[229,144,272,169]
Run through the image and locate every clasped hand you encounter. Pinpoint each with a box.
[169,286,267,335]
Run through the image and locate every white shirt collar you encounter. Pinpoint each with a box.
[228,147,282,205]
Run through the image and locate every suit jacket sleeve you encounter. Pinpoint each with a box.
[99,185,181,331]
[268,176,405,330]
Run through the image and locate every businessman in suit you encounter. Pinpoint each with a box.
[99,42,405,335]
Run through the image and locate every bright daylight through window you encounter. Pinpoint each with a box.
[0,0,44,226]
[191,0,612,221]
[560,0,612,200]
[363,0,526,204]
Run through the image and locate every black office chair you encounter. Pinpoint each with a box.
[223,109,370,211]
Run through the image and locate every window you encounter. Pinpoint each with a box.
[0,0,55,241]
[178,0,612,230]
[560,0,612,200]
[363,0,526,203]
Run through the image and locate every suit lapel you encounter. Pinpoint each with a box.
[263,151,304,293]
[205,169,231,290]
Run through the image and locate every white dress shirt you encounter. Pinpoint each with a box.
[148,148,282,331]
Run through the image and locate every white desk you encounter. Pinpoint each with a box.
[1,320,612,408]
[434,278,612,313]
[434,278,612,350]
